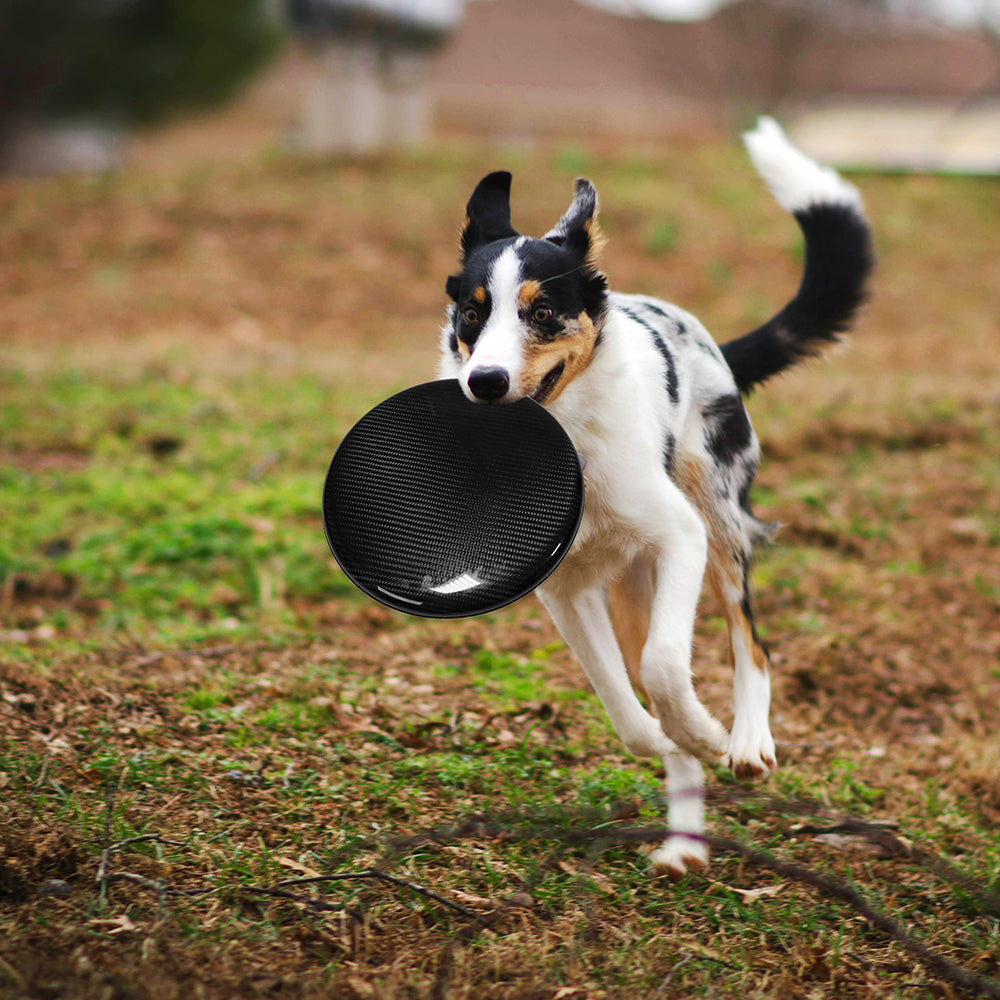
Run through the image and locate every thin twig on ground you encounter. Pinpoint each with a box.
[240,885,354,915]
[655,955,694,996]
[103,872,169,911]
[32,751,51,788]
[93,785,115,893]
[92,789,171,913]
[78,791,1000,997]
[272,869,493,925]
[709,835,1000,1000]
[0,952,27,991]
[108,834,189,853]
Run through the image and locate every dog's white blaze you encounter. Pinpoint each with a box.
[743,117,862,214]
[458,244,525,401]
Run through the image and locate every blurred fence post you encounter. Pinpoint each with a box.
[303,37,384,152]
[289,0,460,152]
[383,48,434,147]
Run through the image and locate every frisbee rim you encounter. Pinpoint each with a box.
[321,379,585,619]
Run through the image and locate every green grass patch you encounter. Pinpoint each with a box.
[0,365,368,647]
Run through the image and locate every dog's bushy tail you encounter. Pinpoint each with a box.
[720,118,874,395]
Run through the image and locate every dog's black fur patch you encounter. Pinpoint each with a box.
[721,204,873,394]
[704,394,753,467]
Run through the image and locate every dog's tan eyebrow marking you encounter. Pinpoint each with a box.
[517,280,543,308]
[472,286,487,304]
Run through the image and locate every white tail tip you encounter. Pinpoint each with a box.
[743,116,863,215]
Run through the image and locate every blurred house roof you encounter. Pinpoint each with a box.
[429,0,1000,136]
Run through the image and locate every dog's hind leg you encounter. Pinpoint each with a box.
[673,441,777,779]
[719,568,777,778]
[710,556,777,778]
[545,579,708,877]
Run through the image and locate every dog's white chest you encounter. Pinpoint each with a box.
[541,441,647,594]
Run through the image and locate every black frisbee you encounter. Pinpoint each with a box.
[322,379,585,618]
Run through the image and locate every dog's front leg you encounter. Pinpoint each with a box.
[638,484,729,765]
[537,586,709,877]
[538,586,672,760]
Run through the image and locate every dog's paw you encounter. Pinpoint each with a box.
[649,836,709,881]
[689,725,729,766]
[724,724,777,779]
[660,703,729,766]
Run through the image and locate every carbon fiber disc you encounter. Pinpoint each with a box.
[322,379,584,618]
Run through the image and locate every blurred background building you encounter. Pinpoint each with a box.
[430,0,1000,170]
[1,0,999,172]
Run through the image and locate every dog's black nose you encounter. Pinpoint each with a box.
[468,366,510,401]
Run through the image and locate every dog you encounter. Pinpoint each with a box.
[437,119,873,876]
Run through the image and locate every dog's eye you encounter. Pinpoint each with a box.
[461,307,479,325]
[532,306,553,324]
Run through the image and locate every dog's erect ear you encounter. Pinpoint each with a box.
[545,178,607,317]
[544,178,606,274]
[459,171,519,262]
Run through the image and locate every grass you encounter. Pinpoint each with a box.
[2,131,1000,999]
[0,367,372,652]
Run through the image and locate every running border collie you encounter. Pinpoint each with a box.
[437,119,873,876]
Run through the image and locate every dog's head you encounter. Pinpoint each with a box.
[445,171,608,406]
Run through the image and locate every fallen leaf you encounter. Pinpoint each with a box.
[950,517,987,541]
[730,883,785,903]
[709,878,785,903]
[686,943,724,962]
[558,860,616,895]
[343,722,397,741]
[813,833,892,856]
[451,889,494,907]
[90,915,138,935]
[278,857,323,879]
[346,975,375,998]
[505,892,534,908]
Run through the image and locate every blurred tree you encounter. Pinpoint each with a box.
[0,0,280,138]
